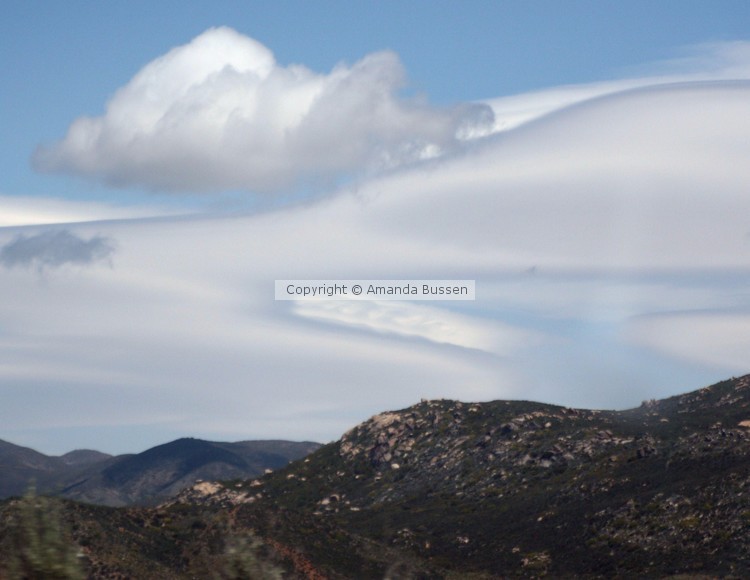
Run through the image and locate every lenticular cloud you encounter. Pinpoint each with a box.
[34,27,494,193]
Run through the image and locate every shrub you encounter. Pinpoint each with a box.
[2,486,84,579]
[220,531,283,579]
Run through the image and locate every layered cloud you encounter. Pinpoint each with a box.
[0,194,187,227]
[33,27,493,193]
[363,81,750,272]
[292,300,534,354]
[485,41,750,134]
[5,40,750,453]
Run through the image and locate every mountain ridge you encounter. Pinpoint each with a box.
[0,437,320,506]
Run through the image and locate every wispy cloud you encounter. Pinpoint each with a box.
[0,194,188,227]
[292,300,532,354]
[33,26,493,194]
[0,230,115,270]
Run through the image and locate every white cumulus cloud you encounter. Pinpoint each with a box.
[33,26,494,194]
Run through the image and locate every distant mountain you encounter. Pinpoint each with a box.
[58,438,320,506]
[4,376,750,577]
[0,437,320,506]
[0,439,66,497]
[59,449,112,467]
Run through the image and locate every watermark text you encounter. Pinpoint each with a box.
[275,280,475,300]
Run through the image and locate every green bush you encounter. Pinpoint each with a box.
[2,486,84,579]
[219,531,283,580]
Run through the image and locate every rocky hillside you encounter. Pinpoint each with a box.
[3,375,750,578]
[180,374,750,577]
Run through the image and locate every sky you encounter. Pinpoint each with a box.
[3,2,750,455]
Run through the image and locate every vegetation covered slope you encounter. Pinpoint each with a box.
[3,375,750,578]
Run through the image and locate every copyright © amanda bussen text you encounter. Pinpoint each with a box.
[275,280,475,301]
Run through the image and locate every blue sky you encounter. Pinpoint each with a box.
[3,2,750,454]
